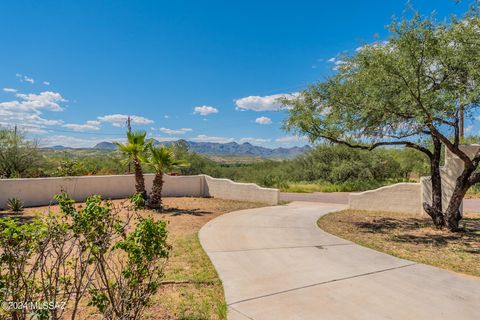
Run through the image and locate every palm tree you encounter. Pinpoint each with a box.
[146,145,189,209]
[114,131,151,200]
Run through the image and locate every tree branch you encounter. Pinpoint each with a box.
[428,124,472,165]
[309,127,433,159]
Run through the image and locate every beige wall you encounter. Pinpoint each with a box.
[420,145,480,215]
[349,183,422,214]
[202,175,279,205]
[350,145,480,215]
[0,174,278,208]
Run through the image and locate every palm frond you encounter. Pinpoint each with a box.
[114,131,149,164]
[146,145,189,173]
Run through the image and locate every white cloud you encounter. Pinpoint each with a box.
[239,137,271,144]
[235,93,298,112]
[159,127,192,135]
[275,135,309,144]
[2,88,17,93]
[0,110,63,126]
[194,106,218,116]
[191,134,234,143]
[255,116,272,125]
[62,120,101,132]
[43,81,50,86]
[0,91,66,131]
[16,73,35,84]
[0,91,66,113]
[97,114,154,127]
[13,91,66,112]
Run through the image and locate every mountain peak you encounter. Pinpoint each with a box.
[92,139,309,158]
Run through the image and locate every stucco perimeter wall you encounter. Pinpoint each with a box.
[421,145,480,215]
[0,174,278,208]
[202,175,279,205]
[0,174,204,208]
[349,145,480,216]
[349,183,422,214]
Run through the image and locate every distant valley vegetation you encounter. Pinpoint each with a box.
[0,127,435,192]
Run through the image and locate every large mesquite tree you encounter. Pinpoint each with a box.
[282,9,480,231]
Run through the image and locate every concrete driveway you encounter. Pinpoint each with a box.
[199,202,480,320]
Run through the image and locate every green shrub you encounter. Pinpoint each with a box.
[0,127,42,178]
[0,217,47,319]
[260,174,290,189]
[0,193,171,320]
[89,214,170,319]
[130,192,146,210]
[52,159,88,176]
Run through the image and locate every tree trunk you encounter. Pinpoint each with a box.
[444,191,464,231]
[133,158,147,200]
[148,172,164,210]
[444,170,472,231]
[422,137,445,228]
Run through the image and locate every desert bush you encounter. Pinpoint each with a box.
[39,150,129,177]
[261,174,290,189]
[90,217,170,319]
[130,192,146,210]
[0,193,170,320]
[0,127,42,178]
[51,159,87,177]
[0,218,47,319]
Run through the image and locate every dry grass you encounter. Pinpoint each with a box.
[318,209,480,277]
[22,197,267,320]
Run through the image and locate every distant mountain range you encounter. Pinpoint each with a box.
[88,139,311,158]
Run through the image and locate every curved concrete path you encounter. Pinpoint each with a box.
[199,202,480,320]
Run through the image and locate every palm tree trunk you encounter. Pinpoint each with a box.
[148,172,164,209]
[133,158,147,200]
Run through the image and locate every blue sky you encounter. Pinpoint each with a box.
[0,0,471,148]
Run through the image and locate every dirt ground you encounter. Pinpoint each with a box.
[24,197,263,234]
[318,209,480,277]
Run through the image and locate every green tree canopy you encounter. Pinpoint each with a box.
[282,7,480,231]
[284,13,480,149]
